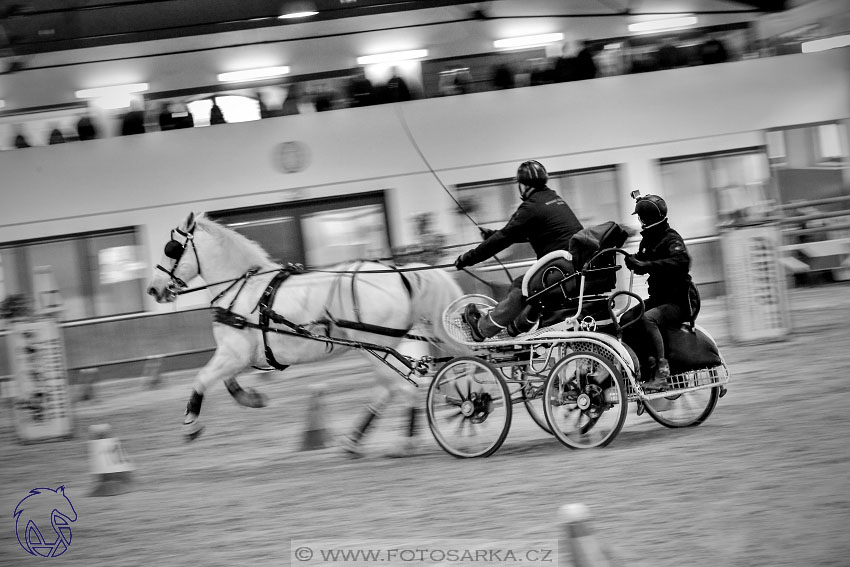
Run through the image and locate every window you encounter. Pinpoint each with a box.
[816,123,846,163]
[454,166,620,263]
[209,192,391,269]
[0,228,145,321]
[660,149,772,235]
[187,95,262,127]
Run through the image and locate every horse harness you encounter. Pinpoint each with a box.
[211,262,426,382]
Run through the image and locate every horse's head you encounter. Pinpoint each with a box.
[147,212,202,303]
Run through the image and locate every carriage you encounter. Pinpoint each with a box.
[426,236,731,458]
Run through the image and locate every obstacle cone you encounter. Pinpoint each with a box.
[88,424,134,496]
[300,383,329,451]
[559,503,618,567]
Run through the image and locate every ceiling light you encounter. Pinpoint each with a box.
[217,66,291,83]
[356,49,428,65]
[802,34,850,53]
[628,16,698,33]
[75,83,149,99]
[278,0,318,19]
[493,33,564,50]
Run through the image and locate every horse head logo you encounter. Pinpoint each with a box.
[14,486,78,557]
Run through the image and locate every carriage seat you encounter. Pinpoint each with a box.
[521,250,577,299]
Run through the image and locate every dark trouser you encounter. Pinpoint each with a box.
[624,301,684,361]
[478,276,529,338]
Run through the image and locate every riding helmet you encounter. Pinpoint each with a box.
[516,160,548,189]
[632,194,668,227]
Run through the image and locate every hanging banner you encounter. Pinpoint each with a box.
[8,318,74,443]
[720,223,791,342]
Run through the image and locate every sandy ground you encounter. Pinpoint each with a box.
[1,283,849,567]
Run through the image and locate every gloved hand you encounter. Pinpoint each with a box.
[455,251,475,270]
[624,254,649,275]
[479,227,496,240]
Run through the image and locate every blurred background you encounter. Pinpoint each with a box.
[0,0,848,383]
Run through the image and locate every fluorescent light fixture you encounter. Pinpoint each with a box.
[494,33,564,50]
[75,83,149,99]
[217,66,291,83]
[356,49,428,65]
[802,34,850,53]
[278,0,318,19]
[628,16,697,33]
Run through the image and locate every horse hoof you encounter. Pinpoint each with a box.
[240,389,268,409]
[339,436,364,458]
[183,416,205,441]
[384,441,417,458]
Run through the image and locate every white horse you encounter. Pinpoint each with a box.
[147,212,468,455]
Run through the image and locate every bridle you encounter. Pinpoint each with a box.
[156,225,201,292]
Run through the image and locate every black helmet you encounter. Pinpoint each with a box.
[632,194,668,227]
[517,160,548,189]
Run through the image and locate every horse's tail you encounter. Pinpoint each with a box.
[406,267,473,357]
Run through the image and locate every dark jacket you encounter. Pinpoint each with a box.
[462,187,583,266]
[635,220,693,309]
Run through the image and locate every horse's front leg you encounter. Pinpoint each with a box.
[183,345,255,441]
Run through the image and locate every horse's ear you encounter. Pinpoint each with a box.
[186,212,196,231]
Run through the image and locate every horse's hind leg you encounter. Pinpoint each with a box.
[183,346,255,441]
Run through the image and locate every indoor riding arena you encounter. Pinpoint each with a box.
[1,1,849,566]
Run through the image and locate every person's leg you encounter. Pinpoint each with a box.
[478,278,524,337]
[642,303,683,386]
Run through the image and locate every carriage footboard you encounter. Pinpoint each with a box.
[626,364,730,403]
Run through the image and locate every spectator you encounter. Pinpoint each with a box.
[313,83,334,112]
[657,42,680,70]
[347,68,375,107]
[281,84,302,115]
[385,67,412,102]
[120,102,146,136]
[13,126,30,149]
[699,36,729,65]
[171,102,194,129]
[529,58,553,86]
[553,42,578,82]
[491,63,515,89]
[209,99,226,125]
[48,125,66,145]
[256,90,273,118]
[438,68,460,96]
[157,102,175,131]
[574,41,598,80]
[76,114,98,141]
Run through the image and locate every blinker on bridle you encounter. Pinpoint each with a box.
[156,226,201,289]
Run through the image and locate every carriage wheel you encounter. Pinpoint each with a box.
[427,357,512,458]
[543,351,627,449]
[520,375,552,434]
[643,365,723,428]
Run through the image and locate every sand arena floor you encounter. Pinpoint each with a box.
[1,283,849,567]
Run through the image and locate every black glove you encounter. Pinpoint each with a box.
[478,227,496,240]
[455,251,476,270]
[624,254,649,275]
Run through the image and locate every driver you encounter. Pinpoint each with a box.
[456,160,583,341]
[623,193,698,391]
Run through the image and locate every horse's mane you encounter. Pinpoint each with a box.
[194,214,277,266]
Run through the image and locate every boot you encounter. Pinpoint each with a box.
[461,304,485,342]
[643,357,670,392]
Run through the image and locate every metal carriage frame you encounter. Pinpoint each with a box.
[425,248,731,458]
